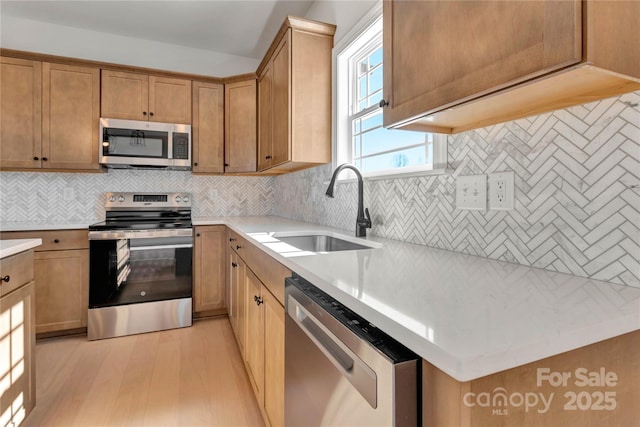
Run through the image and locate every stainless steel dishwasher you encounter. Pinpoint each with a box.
[285,275,419,426]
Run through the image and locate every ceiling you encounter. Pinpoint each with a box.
[0,0,316,60]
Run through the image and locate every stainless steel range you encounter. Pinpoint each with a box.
[87,192,193,340]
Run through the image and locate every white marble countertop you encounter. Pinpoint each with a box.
[0,239,42,259]
[0,221,94,232]
[195,216,640,382]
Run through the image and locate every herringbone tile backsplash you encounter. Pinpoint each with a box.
[274,92,640,288]
[0,170,274,223]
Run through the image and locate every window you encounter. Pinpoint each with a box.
[334,9,446,178]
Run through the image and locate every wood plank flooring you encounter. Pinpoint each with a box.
[23,317,265,427]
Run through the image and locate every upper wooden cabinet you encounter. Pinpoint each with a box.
[192,81,224,174]
[382,0,640,134]
[225,77,257,173]
[256,17,335,173]
[101,70,192,124]
[0,57,100,171]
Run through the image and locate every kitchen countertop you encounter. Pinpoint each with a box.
[195,216,640,382]
[0,239,42,259]
[0,221,95,232]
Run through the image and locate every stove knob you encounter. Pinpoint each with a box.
[183,196,189,203]
[108,195,116,202]
[118,195,125,202]
[175,195,182,203]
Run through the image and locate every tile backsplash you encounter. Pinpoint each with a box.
[0,170,274,223]
[274,92,640,288]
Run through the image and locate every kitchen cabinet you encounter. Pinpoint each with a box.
[0,57,100,171]
[228,229,289,427]
[0,250,37,426]
[224,77,257,173]
[101,70,192,124]
[256,17,335,173]
[192,81,224,174]
[382,0,640,134]
[0,230,89,335]
[193,226,226,315]
[423,330,640,427]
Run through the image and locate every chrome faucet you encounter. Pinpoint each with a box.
[325,164,372,237]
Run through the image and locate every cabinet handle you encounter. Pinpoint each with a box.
[54,239,60,243]
[379,99,389,108]
[254,295,263,306]
[149,112,154,117]
[42,157,48,161]
[143,111,147,116]
[1,275,10,283]
[236,245,242,250]
[33,156,39,161]
[196,233,201,237]
[231,262,238,268]
[265,155,272,160]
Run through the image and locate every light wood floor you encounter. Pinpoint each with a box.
[24,317,265,427]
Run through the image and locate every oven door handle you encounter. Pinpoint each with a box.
[129,243,193,251]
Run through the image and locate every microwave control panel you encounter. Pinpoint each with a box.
[173,133,190,159]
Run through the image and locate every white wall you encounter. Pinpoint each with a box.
[304,0,377,45]
[0,15,259,77]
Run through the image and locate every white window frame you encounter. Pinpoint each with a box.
[332,3,448,181]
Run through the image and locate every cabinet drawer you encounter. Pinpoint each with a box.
[1,229,89,251]
[0,250,34,297]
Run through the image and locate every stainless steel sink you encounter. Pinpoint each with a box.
[275,234,372,252]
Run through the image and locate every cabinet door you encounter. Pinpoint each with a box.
[263,286,284,427]
[0,57,42,169]
[257,63,273,171]
[271,31,291,167]
[193,226,226,313]
[0,281,36,425]
[244,269,264,405]
[225,79,257,173]
[101,70,149,121]
[229,252,246,355]
[149,76,192,124]
[192,81,224,173]
[42,62,100,170]
[382,0,581,127]
[34,249,88,334]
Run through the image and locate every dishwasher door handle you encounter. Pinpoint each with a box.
[287,294,378,408]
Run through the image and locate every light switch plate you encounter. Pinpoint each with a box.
[489,171,515,210]
[456,175,486,210]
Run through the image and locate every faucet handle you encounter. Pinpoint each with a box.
[364,208,372,228]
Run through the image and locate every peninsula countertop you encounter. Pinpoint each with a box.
[194,216,640,382]
[0,239,42,259]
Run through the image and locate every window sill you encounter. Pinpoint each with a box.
[326,166,453,185]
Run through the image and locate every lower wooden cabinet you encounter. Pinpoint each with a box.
[228,228,288,427]
[0,251,36,426]
[0,229,89,336]
[193,226,226,315]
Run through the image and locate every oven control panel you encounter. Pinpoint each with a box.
[105,192,191,209]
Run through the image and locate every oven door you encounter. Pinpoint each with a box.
[89,229,193,308]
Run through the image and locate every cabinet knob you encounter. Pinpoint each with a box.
[194,162,198,167]
[265,155,272,160]
[379,99,389,108]
[231,262,238,268]
[224,163,229,167]
[236,245,242,250]
[143,111,147,116]
[196,233,201,237]
[254,295,263,306]
[229,237,236,242]
[54,239,60,243]
[42,157,48,161]
[149,112,154,117]
[1,275,10,283]
[33,156,39,161]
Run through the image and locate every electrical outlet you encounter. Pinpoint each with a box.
[489,171,515,210]
[456,175,487,210]
[63,187,75,201]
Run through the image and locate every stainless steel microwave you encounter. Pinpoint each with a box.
[99,118,191,170]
